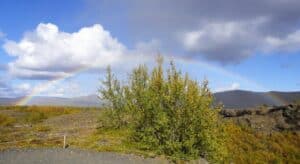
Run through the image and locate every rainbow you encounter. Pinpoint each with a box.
[165,55,288,106]
[15,54,288,106]
[264,91,289,106]
[15,66,90,106]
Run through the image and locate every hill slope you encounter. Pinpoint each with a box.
[214,90,300,108]
[0,95,102,107]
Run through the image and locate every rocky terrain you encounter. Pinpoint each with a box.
[221,104,300,132]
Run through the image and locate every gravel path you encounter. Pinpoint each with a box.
[0,148,169,164]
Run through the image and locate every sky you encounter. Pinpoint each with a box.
[0,0,300,98]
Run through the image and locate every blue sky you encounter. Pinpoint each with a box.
[0,0,300,98]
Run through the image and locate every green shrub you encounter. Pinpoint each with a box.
[99,56,228,162]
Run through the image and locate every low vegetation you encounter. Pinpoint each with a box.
[0,114,15,126]
[19,106,79,123]
[0,105,299,163]
[0,106,84,150]
[226,122,300,163]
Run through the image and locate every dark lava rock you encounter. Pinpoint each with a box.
[220,104,300,132]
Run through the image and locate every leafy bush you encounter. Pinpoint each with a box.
[99,57,228,162]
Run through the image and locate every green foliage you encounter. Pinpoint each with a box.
[99,66,130,128]
[99,57,228,162]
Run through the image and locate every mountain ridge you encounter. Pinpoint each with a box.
[214,90,300,108]
[1,90,299,108]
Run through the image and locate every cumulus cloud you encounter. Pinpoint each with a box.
[3,23,128,79]
[181,20,264,64]
[215,82,240,92]
[181,18,300,64]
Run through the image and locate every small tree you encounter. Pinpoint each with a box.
[99,66,128,128]
[99,57,228,162]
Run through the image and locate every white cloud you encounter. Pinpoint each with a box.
[214,82,240,92]
[264,30,300,53]
[3,23,129,79]
[16,83,31,92]
[181,20,263,64]
[181,18,300,64]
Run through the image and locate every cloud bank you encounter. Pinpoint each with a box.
[3,23,128,79]
[88,0,300,64]
[181,19,300,64]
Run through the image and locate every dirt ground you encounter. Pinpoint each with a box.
[0,108,100,150]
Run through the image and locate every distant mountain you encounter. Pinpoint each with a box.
[0,94,102,107]
[1,90,300,108]
[0,97,22,106]
[214,90,300,109]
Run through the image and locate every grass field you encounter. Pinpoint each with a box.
[0,105,299,163]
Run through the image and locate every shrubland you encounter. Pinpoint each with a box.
[99,57,228,162]
[98,57,300,163]
[0,103,298,163]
